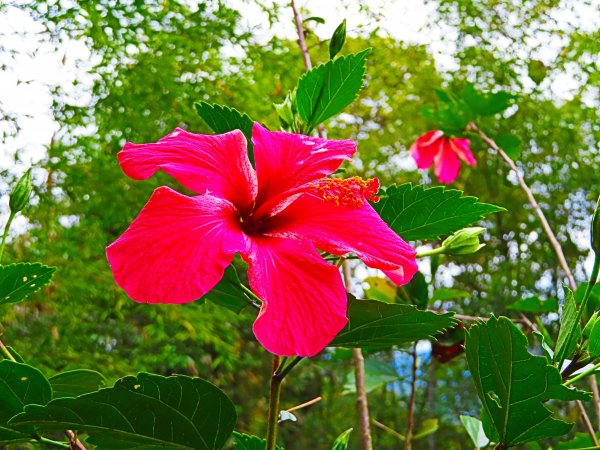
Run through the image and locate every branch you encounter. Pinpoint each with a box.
[405,343,418,450]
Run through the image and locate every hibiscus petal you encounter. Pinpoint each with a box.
[107,187,247,304]
[434,140,461,184]
[251,123,356,213]
[265,195,418,286]
[118,128,257,211]
[410,130,443,169]
[243,237,348,357]
[450,138,476,166]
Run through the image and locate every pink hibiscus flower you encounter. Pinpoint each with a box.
[107,123,418,357]
[410,130,476,184]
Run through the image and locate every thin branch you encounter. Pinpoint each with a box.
[372,419,405,440]
[64,430,87,450]
[577,400,599,446]
[470,122,576,290]
[405,343,418,450]
[284,396,322,413]
[290,0,312,71]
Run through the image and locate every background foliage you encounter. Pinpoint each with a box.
[0,0,598,448]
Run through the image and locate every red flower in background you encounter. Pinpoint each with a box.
[410,130,476,184]
[107,124,417,357]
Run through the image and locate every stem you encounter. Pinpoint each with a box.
[277,356,304,380]
[0,211,15,264]
[64,430,87,450]
[416,247,445,258]
[0,339,16,362]
[290,0,312,71]
[576,399,599,446]
[371,419,405,440]
[405,343,418,450]
[266,355,283,450]
[566,362,600,386]
[33,437,71,449]
[470,122,576,291]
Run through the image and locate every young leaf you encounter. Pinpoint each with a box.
[49,369,106,398]
[554,288,580,367]
[0,263,56,305]
[506,296,558,314]
[330,296,455,348]
[11,373,237,450]
[296,49,371,130]
[465,316,590,447]
[194,102,256,164]
[459,415,489,449]
[329,19,346,59]
[343,359,401,394]
[202,264,254,313]
[461,84,516,117]
[374,184,504,242]
[232,432,284,450]
[331,428,353,450]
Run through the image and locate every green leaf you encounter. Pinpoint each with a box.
[554,288,580,367]
[49,370,106,398]
[330,297,455,348]
[556,432,600,450]
[11,373,237,450]
[329,19,346,59]
[588,319,600,357]
[465,316,590,447]
[495,133,522,160]
[331,428,353,450]
[0,263,56,305]
[343,359,402,394]
[461,84,516,117]
[459,415,489,448]
[413,418,439,440]
[296,49,371,130]
[194,102,256,165]
[506,296,558,314]
[402,271,428,308]
[203,264,254,313]
[374,184,505,242]
[232,432,284,450]
[0,426,30,446]
[431,288,470,302]
[0,361,52,424]
[422,90,473,135]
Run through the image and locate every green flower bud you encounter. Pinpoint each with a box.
[441,227,486,255]
[329,19,346,59]
[592,195,600,256]
[274,92,296,130]
[9,169,32,214]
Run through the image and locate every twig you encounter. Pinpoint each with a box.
[64,430,86,450]
[470,122,576,291]
[0,338,17,362]
[576,400,599,446]
[290,0,312,71]
[372,419,405,440]
[285,396,322,413]
[589,377,600,431]
[405,343,418,450]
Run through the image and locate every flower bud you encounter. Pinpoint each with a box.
[274,92,296,130]
[592,195,600,256]
[9,169,32,214]
[329,19,346,59]
[441,227,485,255]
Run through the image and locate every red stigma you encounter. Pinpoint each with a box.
[311,176,380,208]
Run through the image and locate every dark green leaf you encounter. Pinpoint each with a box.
[403,271,428,308]
[202,265,254,314]
[297,49,371,130]
[194,102,256,165]
[459,415,489,448]
[422,90,473,135]
[0,263,56,305]
[330,297,455,348]
[0,361,52,425]
[495,133,522,160]
[461,84,516,116]
[11,373,237,450]
[506,296,558,314]
[554,288,580,367]
[465,316,590,447]
[0,426,30,446]
[5,346,25,363]
[331,428,353,450]
[232,432,284,450]
[588,319,600,357]
[374,183,505,241]
[49,370,106,398]
[329,19,346,59]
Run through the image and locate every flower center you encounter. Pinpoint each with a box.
[311,176,380,208]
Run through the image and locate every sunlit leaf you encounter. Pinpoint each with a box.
[297,49,371,130]
[331,428,353,450]
[459,415,489,448]
[343,359,401,394]
[554,287,580,367]
[506,296,558,314]
[375,184,504,241]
